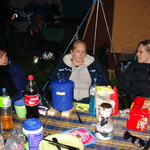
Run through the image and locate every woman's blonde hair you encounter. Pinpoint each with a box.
[138,40,150,52]
[71,40,87,52]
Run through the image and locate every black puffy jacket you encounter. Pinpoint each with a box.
[120,61,150,102]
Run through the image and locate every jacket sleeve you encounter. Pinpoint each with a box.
[120,63,136,102]
[49,60,63,82]
[8,58,27,102]
[49,59,72,82]
[8,58,27,89]
[89,61,109,86]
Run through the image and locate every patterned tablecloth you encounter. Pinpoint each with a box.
[3,109,150,150]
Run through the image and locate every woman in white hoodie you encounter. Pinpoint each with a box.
[49,40,108,103]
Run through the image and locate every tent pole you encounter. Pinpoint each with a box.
[99,0,117,65]
[82,2,96,40]
[92,1,100,55]
[83,0,117,65]
[63,2,94,55]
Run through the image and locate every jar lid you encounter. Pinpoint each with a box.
[23,118,42,131]
[50,78,74,87]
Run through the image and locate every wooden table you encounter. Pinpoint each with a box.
[3,109,150,150]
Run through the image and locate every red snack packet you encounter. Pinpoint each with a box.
[126,96,150,132]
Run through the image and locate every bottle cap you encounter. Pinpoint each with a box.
[94,78,97,82]
[2,88,6,92]
[28,75,34,80]
[113,86,118,92]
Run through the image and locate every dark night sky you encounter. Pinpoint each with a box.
[5,0,93,18]
[62,0,92,18]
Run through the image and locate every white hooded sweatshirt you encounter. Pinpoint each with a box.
[63,54,94,101]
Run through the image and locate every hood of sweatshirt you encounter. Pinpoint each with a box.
[63,54,94,67]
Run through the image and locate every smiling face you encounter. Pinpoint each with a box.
[136,43,150,63]
[70,41,87,66]
[0,50,8,66]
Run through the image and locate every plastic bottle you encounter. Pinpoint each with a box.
[89,78,97,116]
[1,88,13,129]
[110,86,119,115]
[24,75,40,119]
[0,96,2,115]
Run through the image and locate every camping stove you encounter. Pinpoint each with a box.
[95,102,113,140]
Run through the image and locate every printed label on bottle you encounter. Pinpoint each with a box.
[90,86,95,96]
[1,96,11,108]
[0,96,2,107]
[25,94,39,106]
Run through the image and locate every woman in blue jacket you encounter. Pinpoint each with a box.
[0,48,27,104]
[50,40,108,103]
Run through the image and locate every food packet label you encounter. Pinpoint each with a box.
[96,86,114,95]
[136,118,148,131]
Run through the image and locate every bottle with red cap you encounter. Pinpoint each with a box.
[24,75,39,119]
[110,86,119,115]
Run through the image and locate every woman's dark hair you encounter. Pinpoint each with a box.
[0,47,7,57]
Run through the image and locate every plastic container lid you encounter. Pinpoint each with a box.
[23,118,42,131]
[50,78,74,87]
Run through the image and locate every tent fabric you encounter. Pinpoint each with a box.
[83,0,150,53]
[83,0,114,52]
[112,0,150,53]
[83,0,150,69]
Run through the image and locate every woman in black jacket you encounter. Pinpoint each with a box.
[120,40,150,106]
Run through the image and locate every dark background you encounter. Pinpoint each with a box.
[0,0,117,89]
[0,0,89,88]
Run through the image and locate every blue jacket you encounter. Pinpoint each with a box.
[50,55,108,86]
[49,54,108,101]
[8,58,27,103]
